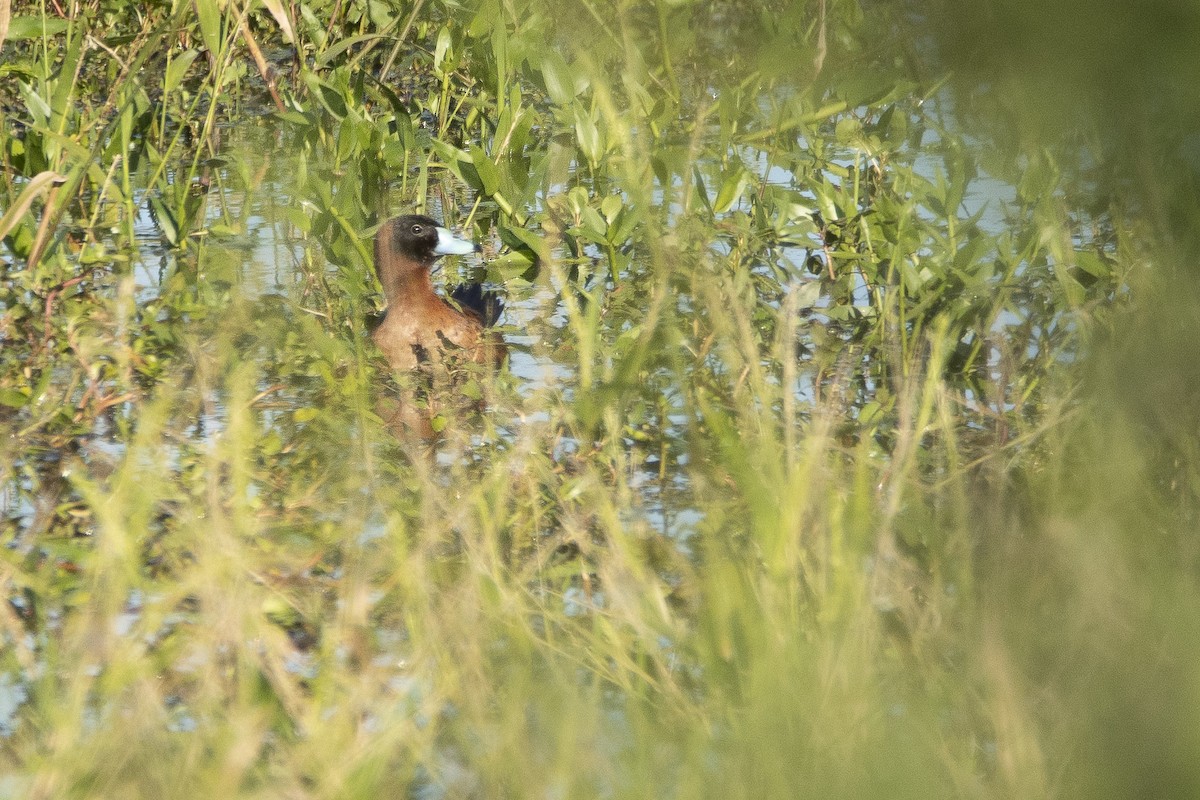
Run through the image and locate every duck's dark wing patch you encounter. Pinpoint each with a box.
[449,283,505,327]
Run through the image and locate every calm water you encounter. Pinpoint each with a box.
[3,97,1032,559]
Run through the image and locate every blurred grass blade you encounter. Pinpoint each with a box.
[260,0,294,44]
[0,171,66,241]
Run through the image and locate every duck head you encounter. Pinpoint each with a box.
[374,214,479,299]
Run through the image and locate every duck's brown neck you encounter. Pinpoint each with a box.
[382,264,437,307]
[377,246,438,309]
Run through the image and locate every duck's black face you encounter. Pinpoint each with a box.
[381,214,477,268]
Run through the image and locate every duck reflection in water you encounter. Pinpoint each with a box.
[370,214,506,437]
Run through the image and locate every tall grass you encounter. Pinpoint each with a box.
[1,0,1198,798]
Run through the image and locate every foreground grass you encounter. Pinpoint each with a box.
[2,0,1199,798]
[6,279,1198,800]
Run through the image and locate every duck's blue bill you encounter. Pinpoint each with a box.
[434,227,479,256]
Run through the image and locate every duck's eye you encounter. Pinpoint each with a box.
[411,224,423,235]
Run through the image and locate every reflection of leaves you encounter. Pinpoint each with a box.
[147,196,180,247]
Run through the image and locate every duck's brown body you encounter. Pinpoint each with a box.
[371,215,505,371]
[371,215,504,439]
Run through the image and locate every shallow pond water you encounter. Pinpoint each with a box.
[2,84,1072,577]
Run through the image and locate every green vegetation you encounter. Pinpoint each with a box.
[1,0,1197,797]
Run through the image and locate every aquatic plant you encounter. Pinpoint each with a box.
[1,0,1196,797]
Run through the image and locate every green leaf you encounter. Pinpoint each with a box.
[79,243,120,264]
[578,205,607,240]
[600,194,623,223]
[19,81,52,125]
[0,170,65,241]
[194,0,223,56]
[566,186,589,217]
[1054,265,1086,306]
[430,138,470,182]
[165,49,201,93]
[834,116,862,143]
[207,223,240,238]
[260,0,295,43]
[692,165,712,214]
[488,250,536,278]
[499,222,551,263]
[540,51,578,105]
[302,71,348,118]
[714,165,750,214]
[5,222,33,258]
[282,206,311,234]
[315,32,387,68]
[6,16,70,40]
[573,104,603,167]
[1073,250,1111,279]
[433,26,453,74]
[0,389,29,408]
[469,145,501,196]
[490,17,509,95]
[608,205,640,246]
